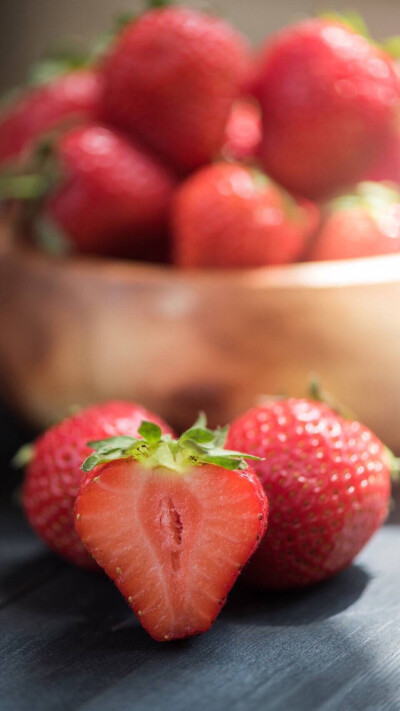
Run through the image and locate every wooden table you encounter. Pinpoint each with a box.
[1,496,400,711]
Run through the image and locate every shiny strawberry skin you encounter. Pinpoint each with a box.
[0,70,102,167]
[101,7,251,173]
[252,19,400,199]
[222,99,262,161]
[45,124,176,258]
[309,182,400,260]
[22,402,173,569]
[310,205,400,260]
[172,162,319,268]
[364,130,400,184]
[75,460,268,641]
[226,399,391,589]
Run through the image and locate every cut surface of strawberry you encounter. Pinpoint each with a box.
[75,418,268,641]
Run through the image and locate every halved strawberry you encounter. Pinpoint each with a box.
[75,417,268,641]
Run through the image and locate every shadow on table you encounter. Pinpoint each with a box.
[223,563,370,627]
[387,484,400,524]
[4,547,397,711]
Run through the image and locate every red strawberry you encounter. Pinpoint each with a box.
[75,417,268,641]
[364,129,400,184]
[0,70,102,167]
[309,182,400,260]
[172,162,319,268]
[251,18,400,199]
[222,99,262,162]
[22,401,173,569]
[42,124,176,259]
[226,398,391,589]
[101,7,251,173]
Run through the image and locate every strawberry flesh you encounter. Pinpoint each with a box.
[76,460,267,641]
[75,419,268,641]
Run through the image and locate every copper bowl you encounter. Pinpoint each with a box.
[1,219,400,450]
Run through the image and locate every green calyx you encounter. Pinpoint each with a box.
[385,447,400,483]
[0,137,60,205]
[249,168,298,222]
[308,375,358,421]
[27,49,90,88]
[11,443,34,469]
[24,14,135,87]
[147,0,171,8]
[320,10,373,41]
[0,173,51,201]
[319,10,400,60]
[327,181,400,223]
[81,414,260,474]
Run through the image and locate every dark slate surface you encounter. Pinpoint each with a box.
[1,404,400,711]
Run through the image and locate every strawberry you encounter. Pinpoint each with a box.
[364,129,400,184]
[221,99,262,162]
[22,401,173,569]
[40,124,176,259]
[101,7,251,173]
[251,18,400,199]
[0,70,102,167]
[309,182,400,260]
[75,417,268,641]
[172,162,319,268]
[226,398,391,589]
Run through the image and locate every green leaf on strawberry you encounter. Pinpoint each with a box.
[82,416,261,474]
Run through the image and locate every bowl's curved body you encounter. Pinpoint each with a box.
[1,222,400,450]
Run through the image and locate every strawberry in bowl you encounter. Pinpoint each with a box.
[172,162,319,268]
[251,17,400,199]
[0,70,102,168]
[101,6,251,174]
[309,182,400,261]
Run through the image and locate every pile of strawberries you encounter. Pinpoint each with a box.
[2,5,400,264]
[21,396,392,642]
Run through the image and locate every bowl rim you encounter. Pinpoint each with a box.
[2,219,400,290]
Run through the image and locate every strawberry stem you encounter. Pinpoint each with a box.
[147,0,172,8]
[12,444,34,468]
[81,416,261,474]
[385,447,400,483]
[0,173,51,201]
[308,376,357,421]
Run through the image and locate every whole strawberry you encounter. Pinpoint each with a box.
[42,124,176,258]
[365,129,400,184]
[226,399,391,589]
[251,18,400,199]
[22,401,173,569]
[75,417,268,641]
[221,99,262,162]
[101,7,251,173]
[309,182,400,260]
[0,70,102,167]
[172,162,319,268]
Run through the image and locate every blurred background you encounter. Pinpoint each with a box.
[2,0,400,92]
[1,0,400,499]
